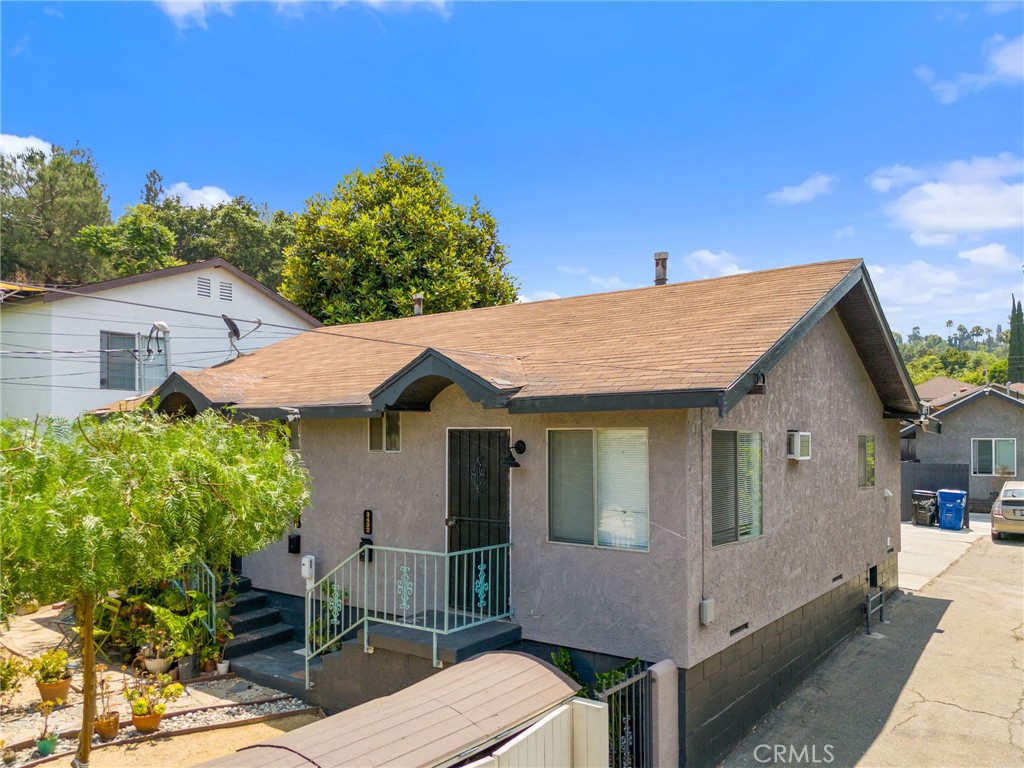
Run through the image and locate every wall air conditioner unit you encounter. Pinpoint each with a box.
[787,431,812,460]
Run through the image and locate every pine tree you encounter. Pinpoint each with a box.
[1009,296,1024,384]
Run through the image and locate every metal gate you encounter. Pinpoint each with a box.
[596,662,652,768]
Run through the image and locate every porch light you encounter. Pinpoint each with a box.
[500,440,527,469]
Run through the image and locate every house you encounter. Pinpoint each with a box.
[902,382,1024,514]
[146,257,920,767]
[0,259,320,420]
[914,376,979,407]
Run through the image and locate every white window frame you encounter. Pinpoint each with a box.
[972,437,1017,477]
[99,331,170,391]
[858,434,876,489]
[546,427,650,553]
[711,429,764,547]
[368,412,401,453]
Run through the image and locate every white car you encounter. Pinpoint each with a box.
[991,481,1024,540]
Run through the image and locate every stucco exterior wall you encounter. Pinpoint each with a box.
[243,391,692,665]
[682,310,901,667]
[912,394,1024,505]
[243,307,901,669]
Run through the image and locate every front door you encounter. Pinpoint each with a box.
[447,429,511,616]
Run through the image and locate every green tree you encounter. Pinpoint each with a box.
[280,153,519,324]
[145,189,295,289]
[0,144,111,284]
[74,204,183,278]
[0,410,311,766]
[1009,296,1024,384]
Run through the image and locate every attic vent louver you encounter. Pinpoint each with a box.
[197,276,211,298]
[219,281,233,301]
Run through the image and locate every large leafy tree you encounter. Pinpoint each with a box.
[0,145,112,284]
[141,171,296,289]
[0,410,311,767]
[74,204,183,278]
[280,153,519,324]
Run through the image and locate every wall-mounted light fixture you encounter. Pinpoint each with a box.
[500,439,527,468]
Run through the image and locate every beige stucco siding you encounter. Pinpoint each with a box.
[242,307,900,668]
[682,310,900,666]
[243,389,691,664]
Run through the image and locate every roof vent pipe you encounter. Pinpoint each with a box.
[654,252,668,286]
[413,293,424,316]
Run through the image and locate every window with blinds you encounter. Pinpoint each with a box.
[548,428,649,551]
[100,331,138,390]
[858,435,876,488]
[712,429,763,546]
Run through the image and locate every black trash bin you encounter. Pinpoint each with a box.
[911,490,938,526]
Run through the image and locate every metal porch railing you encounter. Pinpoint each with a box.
[304,542,512,688]
[181,558,217,636]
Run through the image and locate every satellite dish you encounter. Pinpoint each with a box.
[222,315,241,340]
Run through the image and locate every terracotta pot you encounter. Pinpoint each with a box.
[36,737,58,757]
[95,713,120,741]
[36,676,72,702]
[131,711,163,733]
[202,659,217,673]
[143,657,172,675]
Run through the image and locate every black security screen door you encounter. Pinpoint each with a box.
[447,429,510,614]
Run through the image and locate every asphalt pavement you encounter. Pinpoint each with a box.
[720,515,1024,768]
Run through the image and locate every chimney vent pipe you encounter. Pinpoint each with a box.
[654,252,668,286]
[413,293,424,316]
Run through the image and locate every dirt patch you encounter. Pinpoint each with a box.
[82,713,319,768]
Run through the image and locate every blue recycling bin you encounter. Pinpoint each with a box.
[936,489,967,530]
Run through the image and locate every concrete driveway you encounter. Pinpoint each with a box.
[720,516,1023,768]
[899,514,991,591]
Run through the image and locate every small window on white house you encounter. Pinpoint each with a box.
[100,331,138,390]
[548,428,649,551]
[219,281,233,301]
[858,435,876,488]
[712,430,763,546]
[972,438,1016,477]
[369,412,400,452]
[197,276,212,298]
[142,339,170,389]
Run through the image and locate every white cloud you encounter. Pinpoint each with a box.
[166,181,232,207]
[155,1,235,29]
[867,163,926,193]
[869,153,1024,246]
[0,133,53,158]
[957,243,1020,270]
[43,6,64,18]
[766,173,839,205]
[517,290,562,304]
[557,264,633,292]
[834,226,855,239]
[984,1,1019,13]
[917,34,1024,103]
[684,249,750,279]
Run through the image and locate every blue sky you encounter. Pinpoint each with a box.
[2,1,1022,337]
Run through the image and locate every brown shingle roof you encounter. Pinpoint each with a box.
[915,376,978,404]
[161,259,918,416]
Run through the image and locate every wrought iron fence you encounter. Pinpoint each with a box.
[305,542,511,688]
[596,662,652,768]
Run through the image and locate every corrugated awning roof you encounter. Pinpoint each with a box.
[195,652,579,768]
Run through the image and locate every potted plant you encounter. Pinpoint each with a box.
[122,670,184,733]
[93,665,120,741]
[1,739,17,765]
[199,644,220,674]
[148,604,207,681]
[138,625,173,675]
[35,699,61,756]
[215,619,233,675]
[30,649,72,703]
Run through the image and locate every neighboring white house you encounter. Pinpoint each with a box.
[0,259,320,420]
